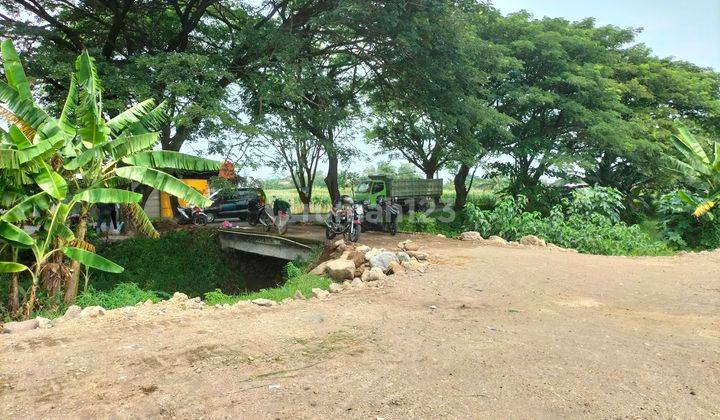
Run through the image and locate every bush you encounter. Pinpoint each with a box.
[92,230,244,297]
[456,188,671,256]
[657,192,720,249]
[399,212,438,233]
[76,283,162,310]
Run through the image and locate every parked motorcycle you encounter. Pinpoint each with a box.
[177,206,209,226]
[362,197,399,236]
[248,197,290,235]
[326,195,362,242]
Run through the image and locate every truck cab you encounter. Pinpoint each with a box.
[354,178,387,205]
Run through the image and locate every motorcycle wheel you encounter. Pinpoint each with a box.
[348,224,361,243]
[325,225,336,240]
[247,213,259,226]
[205,212,216,223]
[193,214,208,226]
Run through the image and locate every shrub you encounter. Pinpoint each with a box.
[458,190,670,256]
[399,212,438,233]
[91,230,244,297]
[657,192,720,249]
[75,283,162,310]
[566,187,625,223]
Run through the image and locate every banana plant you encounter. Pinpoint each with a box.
[0,39,221,312]
[666,124,720,218]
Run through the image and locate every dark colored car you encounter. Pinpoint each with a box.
[204,188,266,222]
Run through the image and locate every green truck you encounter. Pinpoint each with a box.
[354,175,443,210]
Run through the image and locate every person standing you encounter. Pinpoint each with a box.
[96,203,116,234]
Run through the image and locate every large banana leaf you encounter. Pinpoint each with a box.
[674,125,709,165]
[62,246,124,273]
[74,188,142,204]
[63,147,102,171]
[0,82,52,133]
[7,125,31,149]
[115,166,212,207]
[0,261,30,273]
[106,132,159,159]
[59,73,79,138]
[42,203,70,254]
[124,101,170,135]
[0,220,34,246]
[1,192,50,223]
[75,51,108,145]
[17,134,65,164]
[1,40,32,102]
[122,151,220,171]
[34,162,68,199]
[106,99,156,136]
[0,148,19,169]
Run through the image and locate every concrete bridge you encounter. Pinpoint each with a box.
[218,229,322,261]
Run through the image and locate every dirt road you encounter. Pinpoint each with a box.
[1,233,719,418]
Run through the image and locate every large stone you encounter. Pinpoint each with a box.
[36,317,53,329]
[329,283,343,294]
[333,239,346,252]
[369,252,399,273]
[403,242,421,252]
[365,267,387,282]
[347,250,366,268]
[396,252,411,262]
[64,305,82,319]
[356,245,371,253]
[172,292,189,301]
[251,298,276,307]
[312,288,330,299]
[402,259,426,272]
[487,236,507,244]
[2,319,39,334]
[388,260,405,275]
[310,261,328,276]
[460,231,483,241]
[364,247,382,262]
[80,306,106,318]
[351,278,365,288]
[520,235,547,247]
[407,251,429,261]
[325,258,356,281]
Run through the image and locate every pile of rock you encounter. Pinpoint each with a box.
[458,232,578,253]
[310,238,431,285]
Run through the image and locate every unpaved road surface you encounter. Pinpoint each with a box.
[1,232,719,419]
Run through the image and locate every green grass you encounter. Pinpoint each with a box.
[204,273,330,305]
[91,229,246,297]
[76,283,163,310]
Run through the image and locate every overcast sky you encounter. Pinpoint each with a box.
[190,0,720,181]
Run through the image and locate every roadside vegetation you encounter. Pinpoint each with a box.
[1,1,719,322]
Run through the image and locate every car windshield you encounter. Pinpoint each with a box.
[356,181,371,193]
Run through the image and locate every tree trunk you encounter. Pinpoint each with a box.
[65,211,88,304]
[325,150,340,205]
[453,163,471,211]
